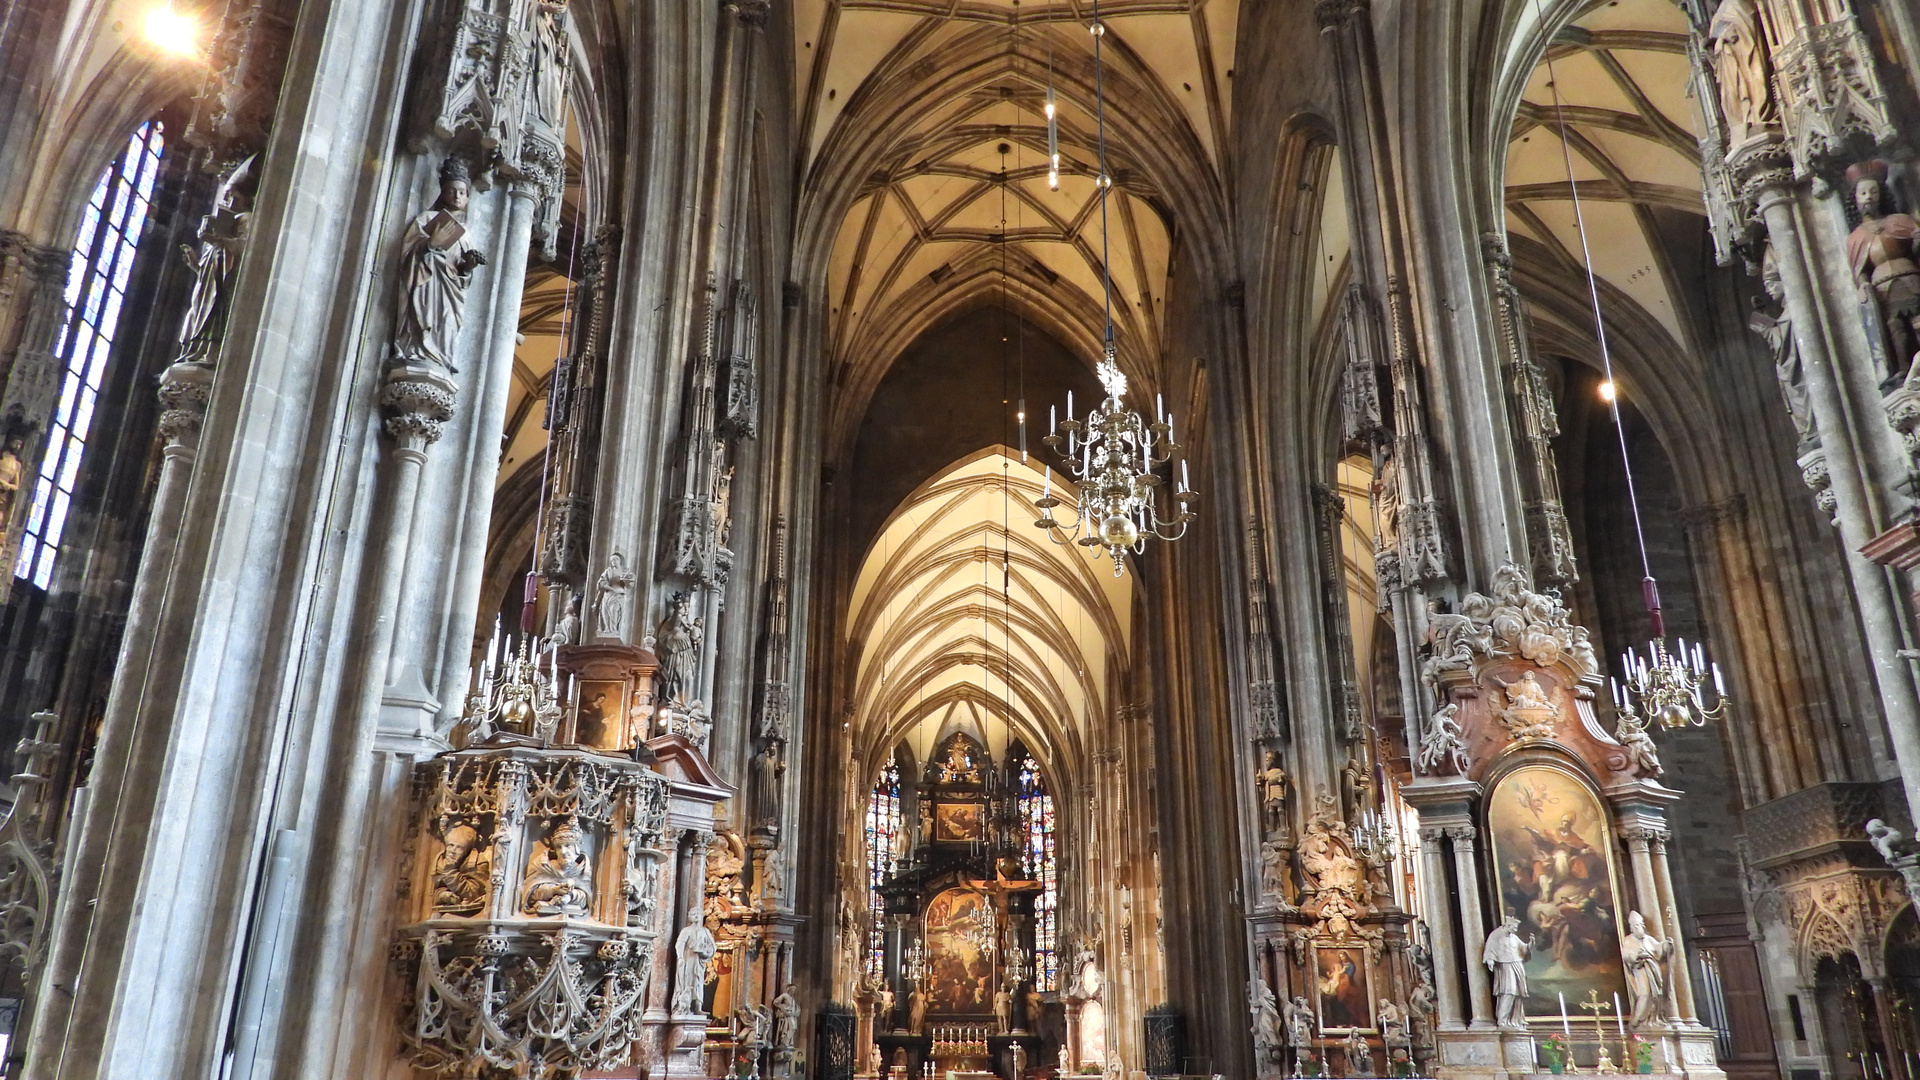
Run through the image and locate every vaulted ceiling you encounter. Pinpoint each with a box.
[846,449,1132,785]
[1502,0,1702,346]
[799,1,1238,398]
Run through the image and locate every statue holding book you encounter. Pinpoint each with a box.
[394,157,487,373]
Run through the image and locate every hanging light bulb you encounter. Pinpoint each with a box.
[1036,0,1197,574]
[1045,89,1061,190]
[141,3,202,57]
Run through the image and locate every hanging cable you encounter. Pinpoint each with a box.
[1534,8,1662,633]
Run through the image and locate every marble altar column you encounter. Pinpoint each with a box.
[1646,833,1699,1024]
[1418,827,1465,1029]
[1447,826,1495,1028]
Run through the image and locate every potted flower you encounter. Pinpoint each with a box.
[1540,1033,1570,1075]
[1388,1048,1416,1078]
[1627,1035,1654,1074]
[1300,1051,1323,1078]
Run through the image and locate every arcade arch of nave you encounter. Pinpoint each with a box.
[0,0,1914,1079]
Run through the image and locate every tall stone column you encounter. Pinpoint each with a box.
[1755,181,1920,819]
[1621,827,1664,940]
[1447,826,1495,1028]
[1417,826,1465,1029]
[1646,833,1699,1024]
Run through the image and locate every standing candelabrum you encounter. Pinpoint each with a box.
[464,627,567,743]
[1350,810,1398,897]
[1612,636,1728,730]
[1036,345,1197,575]
[903,937,928,984]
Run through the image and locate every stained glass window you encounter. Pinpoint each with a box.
[15,121,166,589]
[1017,753,1059,991]
[864,759,903,977]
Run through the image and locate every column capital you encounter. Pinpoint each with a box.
[1443,824,1477,844]
[156,362,217,448]
[378,364,457,451]
[1313,0,1368,31]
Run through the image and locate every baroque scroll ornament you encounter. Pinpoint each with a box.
[1423,563,1597,681]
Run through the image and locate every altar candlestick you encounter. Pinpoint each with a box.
[1613,993,1625,1037]
[1560,993,1571,1040]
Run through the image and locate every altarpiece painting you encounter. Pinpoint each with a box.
[1486,763,1627,1016]
[924,887,995,1013]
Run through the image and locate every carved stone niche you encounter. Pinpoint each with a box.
[1422,565,1653,784]
[557,642,660,752]
[395,745,673,1079]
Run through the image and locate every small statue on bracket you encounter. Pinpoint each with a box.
[393,156,487,375]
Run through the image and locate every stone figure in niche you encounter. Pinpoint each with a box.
[550,593,581,646]
[773,984,799,1050]
[1248,976,1282,1058]
[1847,172,1920,384]
[0,435,23,527]
[593,552,634,641]
[1707,0,1774,144]
[1752,248,1814,446]
[1416,703,1469,776]
[1620,911,1672,1027]
[394,157,487,373]
[759,845,787,902]
[1483,916,1532,1029]
[1371,453,1400,557]
[656,590,704,707]
[1256,753,1289,835]
[1284,994,1315,1051]
[431,820,491,915]
[176,156,254,365]
[672,919,718,1014]
[521,818,593,917]
[529,0,570,133]
[624,841,660,926]
[1259,839,1291,901]
[750,741,785,833]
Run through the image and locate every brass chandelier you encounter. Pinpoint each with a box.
[1032,2,1196,574]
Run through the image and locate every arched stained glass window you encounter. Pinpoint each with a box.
[1017,754,1058,991]
[15,121,166,589]
[864,758,903,977]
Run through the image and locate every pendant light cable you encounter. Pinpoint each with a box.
[1534,9,1663,633]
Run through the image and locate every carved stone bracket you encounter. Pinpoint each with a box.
[380,365,459,450]
[156,361,217,447]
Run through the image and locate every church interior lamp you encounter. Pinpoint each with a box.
[1033,2,1197,574]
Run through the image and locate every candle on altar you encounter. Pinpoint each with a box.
[1613,993,1626,1038]
[1559,993,1572,1040]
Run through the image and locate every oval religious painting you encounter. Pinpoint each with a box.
[1485,763,1628,1018]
